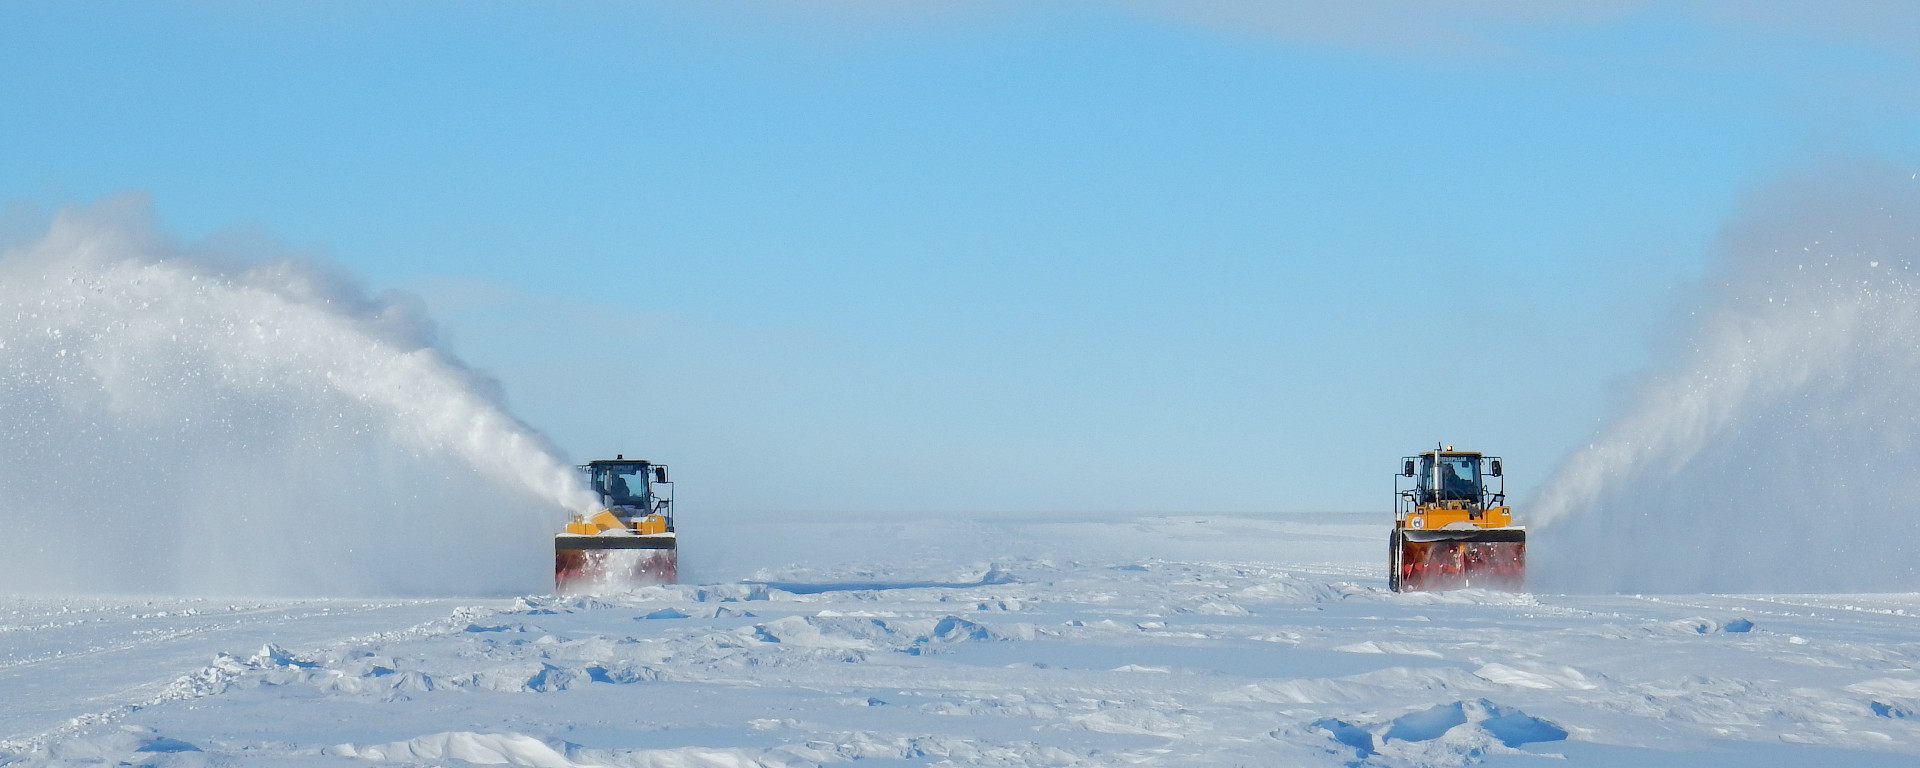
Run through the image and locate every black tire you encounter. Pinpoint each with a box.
[1388,530,1402,592]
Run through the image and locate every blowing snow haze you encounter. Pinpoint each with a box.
[0,198,597,597]
[1533,165,1920,594]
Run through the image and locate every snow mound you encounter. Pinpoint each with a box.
[1848,678,1920,699]
[39,726,199,763]
[1336,640,1445,658]
[327,732,584,767]
[743,613,1032,655]
[1473,661,1602,690]
[1314,699,1567,762]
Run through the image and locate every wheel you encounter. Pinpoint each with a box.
[1388,530,1402,592]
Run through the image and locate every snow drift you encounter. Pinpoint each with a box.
[0,197,595,596]
[1532,163,1920,593]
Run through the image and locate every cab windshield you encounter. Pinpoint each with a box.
[590,464,651,507]
[1416,455,1481,503]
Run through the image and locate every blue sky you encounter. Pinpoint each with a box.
[4,2,1917,514]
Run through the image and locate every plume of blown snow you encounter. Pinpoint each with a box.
[0,197,599,596]
[1531,162,1920,593]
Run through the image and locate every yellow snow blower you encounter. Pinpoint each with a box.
[554,456,675,594]
[1390,446,1525,592]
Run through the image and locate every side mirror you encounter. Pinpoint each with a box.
[654,467,669,483]
[1489,459,1502,477]
[1401,460,1416,477]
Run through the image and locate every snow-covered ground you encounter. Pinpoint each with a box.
[4,513,1919,767]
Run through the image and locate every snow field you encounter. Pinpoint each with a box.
[2,514,1919,767]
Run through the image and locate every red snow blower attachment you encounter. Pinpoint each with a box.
[1389,446,1525,592]
[555,457,676,594]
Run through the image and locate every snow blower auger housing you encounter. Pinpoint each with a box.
[1390,446,1525,592]
[555,456,675,594]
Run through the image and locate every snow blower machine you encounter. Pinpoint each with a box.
[554,456,676,594]
[1390,446,1525,592]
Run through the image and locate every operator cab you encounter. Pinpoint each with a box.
[582,457,673,524]
[1399,450,1504,509]
[1417,452,1480,504]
